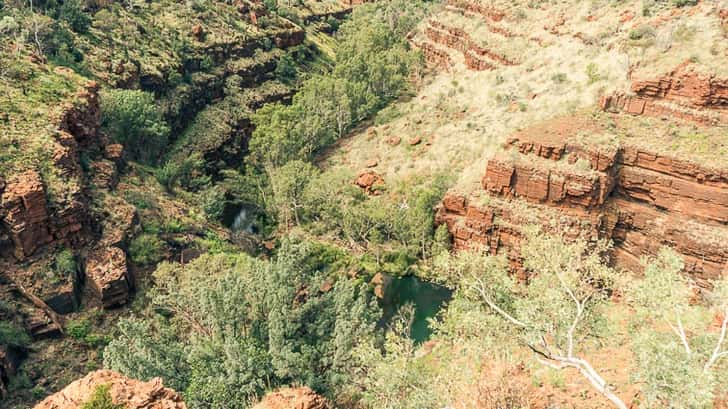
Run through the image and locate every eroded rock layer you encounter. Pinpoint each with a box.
[601,63,728,126]
[437,121,728,284]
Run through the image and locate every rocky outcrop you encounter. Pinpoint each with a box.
[253,387,330,409]
[422,20,516,71]
[601,63,728,125]
[0,80,104,261]
[445,0,505,22]
[355,170,385,195]
[84,247,132,309]
[34,370,186,409]
[56,80,102,149]
[412,40,453,71]
[438,120,728,283]
[0,171,53,260]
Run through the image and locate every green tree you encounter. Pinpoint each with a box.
[100,90,170,164]
[446,227,628,408]
[267,160,319,228]
[104,239,381,408]
[630,248,728,407]
[57,0,91,33]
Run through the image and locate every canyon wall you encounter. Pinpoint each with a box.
[437,126,728,284]
[601,63,728,126]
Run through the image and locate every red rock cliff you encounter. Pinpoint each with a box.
[437,118,728,284]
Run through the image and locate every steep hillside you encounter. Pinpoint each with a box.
[0,0,355,406]
[1,0,727,408]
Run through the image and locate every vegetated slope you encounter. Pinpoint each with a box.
[0,0,353,406]
[313,0,727,407]
[328,0,727,282]
[2,0,727,408]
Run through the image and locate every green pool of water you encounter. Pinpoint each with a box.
[380,275,452,343]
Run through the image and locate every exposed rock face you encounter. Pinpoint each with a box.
[601,63,728,125]
[84,247,132,309]
[438,121,728,284]
[355,170,385,195]
[423,20,516,71]
[89,160,120,190]
[0,80,103,261]
[253,387,330,409]
[56,81,102,148]
[34,370,186,409]
[411,40,453,71]
[0,171,53,260]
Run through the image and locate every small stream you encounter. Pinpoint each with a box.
[380,275,452,343]
[224,205,257,234]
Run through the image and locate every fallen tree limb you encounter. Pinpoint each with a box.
[4,275,65,336]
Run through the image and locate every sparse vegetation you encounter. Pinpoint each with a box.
[81,384,124,409]
[3,0,728,408]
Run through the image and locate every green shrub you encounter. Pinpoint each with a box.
[274,53,298,84]
[551,73,567,83]
[123,190,156,210]
[129,234,165,266]
[672,0,697,7]
[81,384,124,409]
[629,25,655,41]
[200,186,226,222]
[101,90,170,165]
[54,249,77,277]
[67,318,91,339]
[57,0,91,33]
[0,321,31,348]
[586,63,601,84]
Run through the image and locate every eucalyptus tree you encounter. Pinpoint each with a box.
[630,248,728,408]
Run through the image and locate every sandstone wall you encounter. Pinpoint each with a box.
[0,81,104,261]
[601,63,728,126]
[438,134,728,283]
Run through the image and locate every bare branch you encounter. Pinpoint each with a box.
[666,318,692,355]
[474,282,527,328]
[704,310,728,372]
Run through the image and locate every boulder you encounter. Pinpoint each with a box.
[34,370,186,409]
[253,387,329,409]
[355,170,385,195]
[84,247,132,309]
[104,143,125,171]
[98,196,139,248]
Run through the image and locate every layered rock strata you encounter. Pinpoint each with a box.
[601,63,728,126]
[437,127,728,284]
[84,246,132,309]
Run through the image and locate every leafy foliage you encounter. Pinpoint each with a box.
[0,321,31,348]
[630,248,728,407]
[128,234,165,266]
[101,90,170,165]
[104,238,381,407]
[249,0,427,166]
